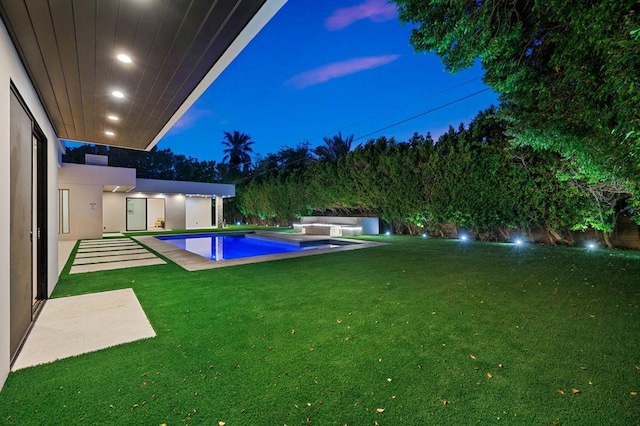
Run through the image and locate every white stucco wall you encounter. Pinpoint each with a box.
[103,192,126,232]
[59,164,136,239]
[57,183,104,240]
[186,197,212,229]
[0,19,60,389]
[162,194,186,231]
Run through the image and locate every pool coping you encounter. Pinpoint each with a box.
[133,231,387,271]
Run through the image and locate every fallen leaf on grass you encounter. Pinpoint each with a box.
[337,319,343,324]
[218,422,226,426]
[498,363,504,368]
[636,366,640,371]
[557,389,565,395]
[470,354,477,360]
[440,399,449,405]
[571,388,581,394]
[376,408,385,413]
[486,373,493,379]
[291,329,296,335]
[631,391,638,397]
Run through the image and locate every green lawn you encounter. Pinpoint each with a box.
[1,234,639,424]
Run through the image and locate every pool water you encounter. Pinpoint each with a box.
[156,233,345,261]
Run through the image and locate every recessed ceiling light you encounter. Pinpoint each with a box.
[112,90,125,98]
[116,53,132,64]
[105,131,115,136]
[107,115,119,121]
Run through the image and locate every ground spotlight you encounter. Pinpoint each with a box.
[587,242,596,250]
[460,234,468,241]
[515,239,523,246]
[385,231,391,236]
[421,233,427,238]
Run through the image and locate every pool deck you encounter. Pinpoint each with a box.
[134,231,386,271]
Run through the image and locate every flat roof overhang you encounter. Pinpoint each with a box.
[0,0,286,151]
[134,178,235,197]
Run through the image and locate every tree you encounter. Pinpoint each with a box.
[315,132,354,162]
[222,131,254,173]
[393,0,640,188]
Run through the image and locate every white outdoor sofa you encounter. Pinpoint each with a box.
[292,216,379,237]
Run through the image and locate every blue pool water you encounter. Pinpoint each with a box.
[156,234,315,261]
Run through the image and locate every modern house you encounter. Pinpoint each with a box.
[59,157,235,240]
[0,0,287,390]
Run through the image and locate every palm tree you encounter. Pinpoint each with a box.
[221,131,254,173]
[314,132,354,162]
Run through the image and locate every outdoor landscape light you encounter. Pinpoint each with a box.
[515,239,523,246]
[421,233,427,238]
[587,242,596,250]
[460,234,468,241]
[385,231,391,236]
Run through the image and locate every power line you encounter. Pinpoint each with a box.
[232,87,492,184]
[228,78,487,172]
[293,77,484,146]
[352,88,491,142]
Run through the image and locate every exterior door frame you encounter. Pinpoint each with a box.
[9,84,48,363]
[33,126,48,305]
[126,197,148,231]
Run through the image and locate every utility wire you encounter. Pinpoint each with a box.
[228,78,485,172]
[232,87,492,184]
[297,77,483,145]
[352,87,491,142]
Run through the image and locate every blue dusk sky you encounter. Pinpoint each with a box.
[157,0,499,163]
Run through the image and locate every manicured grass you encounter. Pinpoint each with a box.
[1,235,639,424]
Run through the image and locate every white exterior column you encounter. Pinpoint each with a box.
[215,195,224,228]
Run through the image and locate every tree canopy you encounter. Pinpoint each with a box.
[237,107,628,246]
[314,132,354,162]
[222,131,255,173]
[392,0,640,189]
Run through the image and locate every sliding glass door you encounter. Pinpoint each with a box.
[126,198,147,231]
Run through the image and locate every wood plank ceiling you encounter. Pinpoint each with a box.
[0,0,267,150]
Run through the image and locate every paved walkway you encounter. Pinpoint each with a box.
[12,288,155,370]
[11,238,163,370]
[70,238,165,274]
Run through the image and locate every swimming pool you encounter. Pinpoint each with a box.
[155,233,350,261]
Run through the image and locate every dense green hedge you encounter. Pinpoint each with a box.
[236,108,630,244]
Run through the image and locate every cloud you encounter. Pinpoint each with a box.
[286,55,400,89]
[325,0,397,31]
[168,108,213,135]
